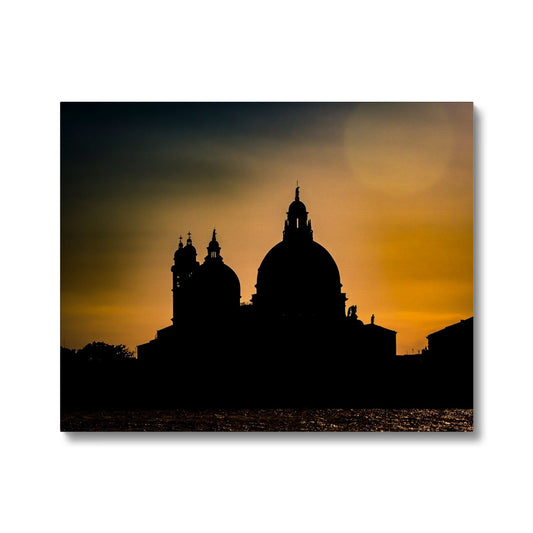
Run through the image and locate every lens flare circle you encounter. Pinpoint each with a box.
[344,103,455,195]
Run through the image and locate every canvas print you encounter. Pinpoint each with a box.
[60,102,473,431]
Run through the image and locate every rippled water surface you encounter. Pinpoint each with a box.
[61,408,473,432]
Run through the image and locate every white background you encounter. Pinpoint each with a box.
[1,1,532,532]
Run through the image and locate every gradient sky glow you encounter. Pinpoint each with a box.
[61,102,473,354]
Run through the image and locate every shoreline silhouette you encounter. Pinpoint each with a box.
[61,188,473,427]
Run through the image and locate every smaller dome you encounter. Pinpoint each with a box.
[189,261,241,314]
[288,199,307,215]
[182,233,197,260]
[193,261,240,290]
[173,236,184,261]
[182,244,197,257]
[174,234,198,269]
[287,185,307,215]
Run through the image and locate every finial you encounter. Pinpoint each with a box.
[186,231,192,245]
[212,228,217,241]
[371,314,375,325]
[295,181,300,201]
[178,235,183,248]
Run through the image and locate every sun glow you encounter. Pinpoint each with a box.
[61,103,472,355]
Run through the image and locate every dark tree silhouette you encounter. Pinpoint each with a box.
[75,342,134,363]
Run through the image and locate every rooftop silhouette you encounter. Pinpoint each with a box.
[61,187,473,411]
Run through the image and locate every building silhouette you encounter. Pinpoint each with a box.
[138,187,397,361]
[425,317,474,406]
[171,230,240,322]
[62,187,473,411]
[134,187,405,407]
[427,317,473,362]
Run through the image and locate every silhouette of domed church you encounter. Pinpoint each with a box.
[252,186,346,320]
[137,186,397,405]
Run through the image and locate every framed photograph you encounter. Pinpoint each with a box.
[60,102,473,431]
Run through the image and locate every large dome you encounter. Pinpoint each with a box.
[252,187,346,320]
[258,240,340,288]
[256,239,343,317]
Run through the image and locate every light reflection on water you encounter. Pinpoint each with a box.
[61,408,473,432]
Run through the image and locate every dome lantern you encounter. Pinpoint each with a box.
[206,228,222,262]
[284,185,313,241]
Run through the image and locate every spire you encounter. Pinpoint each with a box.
[295,181,300,201]
[178,235,183,249]
[186,231,192,246]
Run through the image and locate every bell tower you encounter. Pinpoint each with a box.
[171,232,199,323]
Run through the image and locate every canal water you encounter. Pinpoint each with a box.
[61,408,473,432]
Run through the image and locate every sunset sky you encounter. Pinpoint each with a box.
[61,102,472,355]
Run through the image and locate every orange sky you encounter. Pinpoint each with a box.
[61,102,472,354]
